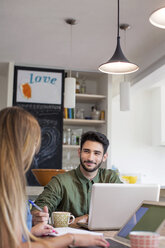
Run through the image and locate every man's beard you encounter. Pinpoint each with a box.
[80,157,103,172]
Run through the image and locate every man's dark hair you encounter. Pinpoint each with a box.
[80,131,109,154]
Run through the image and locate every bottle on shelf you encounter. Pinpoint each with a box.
[100,110,105,120]
[71,131,77,145]
[91,106,100,120]
[80,78,86,94]
[75,72,80,93]
[71,129,82,145]
[63,128,67,144]
[66,128,72,145]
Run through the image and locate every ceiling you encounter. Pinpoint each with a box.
[1,0,165,84]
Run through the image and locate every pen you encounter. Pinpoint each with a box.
[28,199,43,212]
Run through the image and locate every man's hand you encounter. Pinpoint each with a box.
[32,206,49,226]
[74,214,89,225]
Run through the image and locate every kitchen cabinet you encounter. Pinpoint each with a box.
[62,71,112,170]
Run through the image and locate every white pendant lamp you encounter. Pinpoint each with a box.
[98,0,139,75]
[64,77,76,108]
[149,6,165,29]
[64,18,76,108]
[120,81,130,111]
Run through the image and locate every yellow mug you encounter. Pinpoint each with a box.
[121,175,138,184]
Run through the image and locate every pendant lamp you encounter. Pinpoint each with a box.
[149,6,165,29]
[64,18,76,109]
[98,0,139,75]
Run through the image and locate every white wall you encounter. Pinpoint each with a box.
[0,62,14,109]
[111,72,165,185]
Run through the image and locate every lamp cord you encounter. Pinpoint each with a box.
[117,0,120,38]
[69,24,72,77]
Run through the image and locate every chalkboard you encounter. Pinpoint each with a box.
[13,66,64,186]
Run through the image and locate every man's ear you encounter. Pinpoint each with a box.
[103,152,108,162]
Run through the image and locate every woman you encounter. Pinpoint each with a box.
[0,106,109,248]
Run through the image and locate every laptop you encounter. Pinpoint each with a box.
[78,183,160,230]
[105,200,165,248]
[75,201,165,248]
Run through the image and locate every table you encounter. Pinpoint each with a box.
[101,230,117,239]
[70,223,118,239]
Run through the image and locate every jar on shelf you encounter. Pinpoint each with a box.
[76,108,84,119]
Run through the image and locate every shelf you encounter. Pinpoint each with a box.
[63,144,79,149]
[63,119,106,126]
[62,71,109,171]
[76,93,106,103]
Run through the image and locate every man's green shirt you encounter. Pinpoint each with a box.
[34,166,122,217]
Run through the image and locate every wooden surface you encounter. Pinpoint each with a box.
[70,223,118,239]
[101,230,117,238]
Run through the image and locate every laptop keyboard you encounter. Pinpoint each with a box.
[107,239,129,248]
[73,239,129,248]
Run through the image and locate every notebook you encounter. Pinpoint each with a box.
[78,183,160,230]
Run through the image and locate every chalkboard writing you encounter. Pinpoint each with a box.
[13,66,64,185]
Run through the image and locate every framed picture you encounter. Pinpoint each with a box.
[13,66,65,186]
[13,66,64,105]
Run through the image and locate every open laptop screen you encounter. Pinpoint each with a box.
[117,202,165,241]
[88,183,160,230]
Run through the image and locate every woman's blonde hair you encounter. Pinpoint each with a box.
[0,106,41,248]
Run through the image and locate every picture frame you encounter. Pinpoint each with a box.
[13,65,64,105]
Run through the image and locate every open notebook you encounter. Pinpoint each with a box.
[78,183,160,230]
[48,227,103,237]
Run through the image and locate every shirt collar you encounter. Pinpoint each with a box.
[75,165,100,184]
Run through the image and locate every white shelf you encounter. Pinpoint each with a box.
[62,71,109,170]
[63,144,79,149]
[63,118,106,126]
[76,93,106,103]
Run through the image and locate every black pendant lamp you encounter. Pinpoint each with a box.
[98,0,139,75]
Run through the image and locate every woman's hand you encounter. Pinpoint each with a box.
[71,234,110,247]
[31,222,55,237]
[51,233,109,248]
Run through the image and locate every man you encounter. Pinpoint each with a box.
[32,131,122,225]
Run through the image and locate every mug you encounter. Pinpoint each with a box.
[129,231,161,248]
[51,211,75,228]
